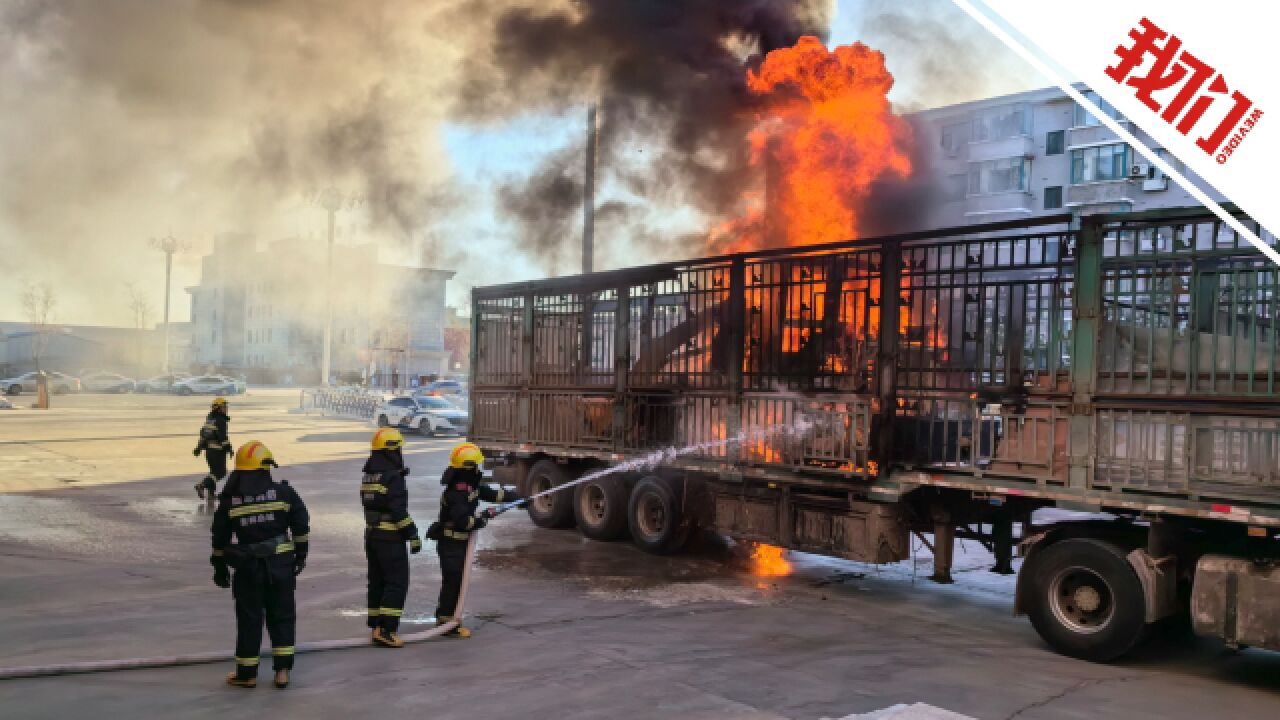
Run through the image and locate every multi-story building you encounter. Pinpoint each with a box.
[187,233,454,384]
[907,84,1223,229]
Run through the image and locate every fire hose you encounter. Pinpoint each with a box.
[0,533,479,681]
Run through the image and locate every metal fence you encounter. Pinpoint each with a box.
[471,207,1280,507]
[300,388,383,421]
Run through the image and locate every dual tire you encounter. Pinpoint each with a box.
[525,461,689,553]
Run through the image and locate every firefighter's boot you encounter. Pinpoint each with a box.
[273,669,290,688]
[372,627,404,648]
[226,672,256,688]
[437,617,471,639]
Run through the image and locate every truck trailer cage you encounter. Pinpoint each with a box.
[469,206,1280,662]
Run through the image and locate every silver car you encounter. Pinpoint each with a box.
[2,371,79,395]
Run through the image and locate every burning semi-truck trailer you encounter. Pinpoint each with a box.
[468,206,1280,663]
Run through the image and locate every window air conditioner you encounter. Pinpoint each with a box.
[1129,163,1150,178]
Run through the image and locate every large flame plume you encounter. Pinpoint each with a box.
[711,36,912,254]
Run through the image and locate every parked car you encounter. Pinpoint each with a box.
[136,374,186,393]
[1,371,80,395]
[173,375,237,395]
[0,396,12,409]
[80,372,137,393]
[375,394,469,436]
[417,380,466,397]
[220,375,248,394]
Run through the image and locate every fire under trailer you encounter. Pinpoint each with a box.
[467,206,1280,662]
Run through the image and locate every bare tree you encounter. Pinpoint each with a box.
[20,281,57,372]
[124,282,154,376]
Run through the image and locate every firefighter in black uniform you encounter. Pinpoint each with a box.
[210,440,310,689]
[194,396,233,500]
[432,442,521,638]
[361,428,421,648]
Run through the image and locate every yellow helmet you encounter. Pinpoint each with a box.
[234,440,277,471]
[371,427,404,451]
[448,442,484,469]
[212,396,228,410]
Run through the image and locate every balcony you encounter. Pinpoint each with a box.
[1067,123,1128,147]
[1066,180,1138,208]
[967,134,1035,161]
[964,191,1035,218]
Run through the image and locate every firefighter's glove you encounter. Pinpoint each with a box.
[193,447,202,457]
[481,507,498,520]
[402,468,411,477]
[410,537,423,554]
[293,558,306,576]
[223,444,234,457]
[471,515,488,530]
[210,555,230,589]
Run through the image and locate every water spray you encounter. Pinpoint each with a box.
[492,416,816,517]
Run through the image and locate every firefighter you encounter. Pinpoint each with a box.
[210,440,309,689]
[432,442,521,638]
[193,397,233,500]
[361,428,421,648]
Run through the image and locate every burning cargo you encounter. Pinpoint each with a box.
[470,206,1280,663]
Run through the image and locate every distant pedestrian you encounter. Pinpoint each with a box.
[194,397,232,500]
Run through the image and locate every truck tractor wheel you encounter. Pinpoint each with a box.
[628,476,689,555]
[525,459,576,529]
[573,475,628,541]
[1023,537,1147,662]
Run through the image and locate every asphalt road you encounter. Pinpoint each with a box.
[0,390,1278,719]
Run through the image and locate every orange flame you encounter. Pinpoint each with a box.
[749,543,792,577]
[712,36,912,254]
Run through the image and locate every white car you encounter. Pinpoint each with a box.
[80,372,136,393]
[219,375,248,394]
[375,395,470,436]
[173,375,237,395]
[0,396,12,409]
[2,371,80,395]
[137,374,186,393]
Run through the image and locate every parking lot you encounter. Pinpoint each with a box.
[0,390,1278,719]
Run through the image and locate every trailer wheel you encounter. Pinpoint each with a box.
[574,476,628,541]
[525,459,576,529]
[628,476,689,555]
[1024,538,1146,662]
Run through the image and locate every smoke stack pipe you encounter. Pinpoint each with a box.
[583,102,598,274]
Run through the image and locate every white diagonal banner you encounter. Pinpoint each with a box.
[952,0,1280,265]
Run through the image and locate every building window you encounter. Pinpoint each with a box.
[1046,130,1065,155]
[971,104,1030,142]
[968,157,1029,195]
[1071,143,1130,183]
[1073,90,1125,127]
[1044,186,1063,209]
[940,121,968,156]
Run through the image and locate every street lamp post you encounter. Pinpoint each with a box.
[151,235,188,374]
[318,188,343,386]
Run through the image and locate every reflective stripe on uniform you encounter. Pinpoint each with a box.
[235,656,259,666]
[395,517,413,529]
[493,488,506,502]
[360,483,388,494]
[443,529,470,540]
[293,534,309,543]
[275,542,295,553]
[379,607,403,617]
[229,501,290,518]
[272,647,295,656]
[464,517,475,531]
[368,608,381,617]
[212,548,225,557]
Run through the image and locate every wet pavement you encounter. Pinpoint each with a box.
[1,390,1278,719]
